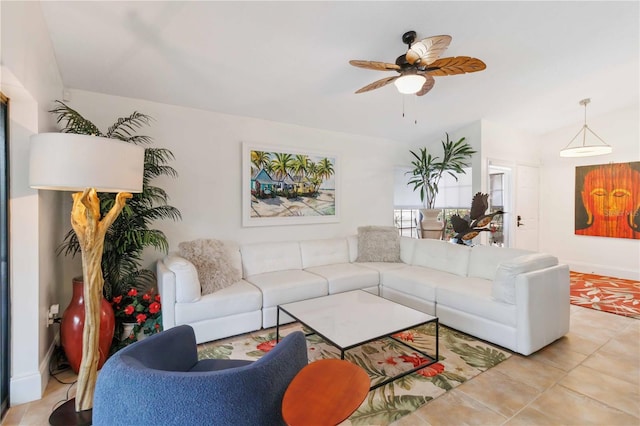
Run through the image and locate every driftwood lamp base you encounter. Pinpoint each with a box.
[48,399,91,426]
[70,189,131,412]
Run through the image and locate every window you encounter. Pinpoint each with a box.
[488,172,505,246]
[394,165,475,240]
[393,209,420,238]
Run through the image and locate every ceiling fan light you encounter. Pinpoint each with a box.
[394,75,426,94]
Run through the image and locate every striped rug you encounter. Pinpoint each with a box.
[570,271,640,319]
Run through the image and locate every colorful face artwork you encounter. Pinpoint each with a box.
[575,162,640,239]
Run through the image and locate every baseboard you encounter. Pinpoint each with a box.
[9,336,57,406]
[40,339,57,395]
[9,370,41,406]
[566,260,640,281]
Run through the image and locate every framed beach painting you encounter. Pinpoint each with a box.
[242,143,340,227]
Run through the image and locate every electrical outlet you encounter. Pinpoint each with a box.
[47,304,60,328]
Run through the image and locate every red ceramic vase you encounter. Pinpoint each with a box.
[60,277,115,373]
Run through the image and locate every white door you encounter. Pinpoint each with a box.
[514,164,540,251]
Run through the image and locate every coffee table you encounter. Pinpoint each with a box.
[276,290,439,390]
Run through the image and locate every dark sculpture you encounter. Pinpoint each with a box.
[451,192,504,244]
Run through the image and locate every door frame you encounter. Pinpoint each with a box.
[487,159,515,247]
[487,158,541,249]
[1,92,10,418]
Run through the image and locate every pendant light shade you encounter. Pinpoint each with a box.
[560,99,612,158]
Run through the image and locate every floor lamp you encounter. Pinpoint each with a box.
[29,133,144,425]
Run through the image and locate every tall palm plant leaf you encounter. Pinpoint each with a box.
[52,101,181,299]
[407,133,476,209]
[106,113,153,141]
[50,102,103,136]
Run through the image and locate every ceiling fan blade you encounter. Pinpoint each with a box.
[416,74,436,96]
[427,56,487,76]
[406,35,452,66]
[349,60,401,71]
[354,75,399,94]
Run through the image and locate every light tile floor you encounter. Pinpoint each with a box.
[2,305,638,426]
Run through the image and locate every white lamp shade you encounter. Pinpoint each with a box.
[559,145,613,157]
[29,133,145,193]
[560,99,613,158]
[394,75,426,94]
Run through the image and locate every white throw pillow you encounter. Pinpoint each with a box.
[164,256,201,303]
[179,239,242,295]
[492,253,559,304]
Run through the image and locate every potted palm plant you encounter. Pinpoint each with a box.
[407,133,476,239]
[52,101,181,352]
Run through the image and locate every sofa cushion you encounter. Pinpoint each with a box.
[164,256,201,303]
[347,235,358,262]
[400,236,416,264]
[174,280,262,324]
[492,253,559,304]
[436,278,517,327]
[467,245,532,280]
[381,265,458,302]
[411,239,471,277]
[300,238,350,268]
[355,226,401,262]
[223,240,244,278]
[305,263,379,294]
[355,262,407,274]
[241,242,302,277]
[178,239,242,295]
[245,270,328,308]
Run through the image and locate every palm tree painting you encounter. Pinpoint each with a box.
[245,145,337,223]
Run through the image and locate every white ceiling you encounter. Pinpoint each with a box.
[40,1,639,145]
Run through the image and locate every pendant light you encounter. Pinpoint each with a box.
[560,98,612,157]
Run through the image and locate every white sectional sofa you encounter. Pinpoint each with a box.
[157,235,570,356]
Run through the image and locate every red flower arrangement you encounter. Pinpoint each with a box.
[111,288,163,348]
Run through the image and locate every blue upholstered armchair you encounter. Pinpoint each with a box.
[93,325,308,426]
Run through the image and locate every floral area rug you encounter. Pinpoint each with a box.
[570,271,640,319]
[198,322,510,425]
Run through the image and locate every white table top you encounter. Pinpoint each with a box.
[278,290,436,349]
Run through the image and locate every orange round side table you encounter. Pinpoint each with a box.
[282,359,370,426]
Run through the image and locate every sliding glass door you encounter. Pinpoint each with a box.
[0,93,9,418]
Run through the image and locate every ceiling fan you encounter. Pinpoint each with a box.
[349,31,486,96]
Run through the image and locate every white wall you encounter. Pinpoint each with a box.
[450,121,483,196]
[540,105,640,280]
[481,119,542,170]
[63,89,403,269]
[1,1,65,405]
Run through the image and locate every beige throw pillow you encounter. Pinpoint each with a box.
[356,226,401,262]
[178,239,242,295]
